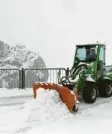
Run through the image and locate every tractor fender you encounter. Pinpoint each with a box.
[86,76,96,83]
[103,77,112,81]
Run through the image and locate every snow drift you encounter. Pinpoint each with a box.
[24,88,73,123]
[0,88,73,133]
[1,88,112,134]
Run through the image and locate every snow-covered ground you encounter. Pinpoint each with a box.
[0,88,112,134]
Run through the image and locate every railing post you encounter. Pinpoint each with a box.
[19,69,22,89]
[66,67,70,77]
[21,68,25,89]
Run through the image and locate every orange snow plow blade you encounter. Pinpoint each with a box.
[32,82,78,112]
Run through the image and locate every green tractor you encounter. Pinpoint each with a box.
[60,43,112,103]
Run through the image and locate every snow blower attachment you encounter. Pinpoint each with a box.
[32,82,78,112]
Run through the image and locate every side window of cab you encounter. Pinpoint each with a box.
[97,46,105,71]
[99,46,104,62]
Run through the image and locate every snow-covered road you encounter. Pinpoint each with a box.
[0,88,112,134]
[0,95,32,107]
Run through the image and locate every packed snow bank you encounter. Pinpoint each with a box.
[0,88,73,133]
[2,88,112,134]
[28,100,112,134]
[24,88,73,123]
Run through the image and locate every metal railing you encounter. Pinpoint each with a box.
[24,68,69,88]
[0,68,20,88]
[0,68,69,89]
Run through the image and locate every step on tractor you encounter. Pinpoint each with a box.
[32,43,112,112]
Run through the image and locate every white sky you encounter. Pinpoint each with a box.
[0,0,112,67]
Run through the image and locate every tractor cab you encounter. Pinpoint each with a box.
[75,45,97,63]
[72,44,105,79]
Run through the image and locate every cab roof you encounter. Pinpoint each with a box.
[76,44,105,48]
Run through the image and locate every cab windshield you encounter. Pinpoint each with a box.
[75,46,97,62]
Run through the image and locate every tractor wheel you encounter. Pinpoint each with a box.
[98,80,112,97]
[82,82,97,103]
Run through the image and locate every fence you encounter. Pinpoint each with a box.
[0,68,69,89]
